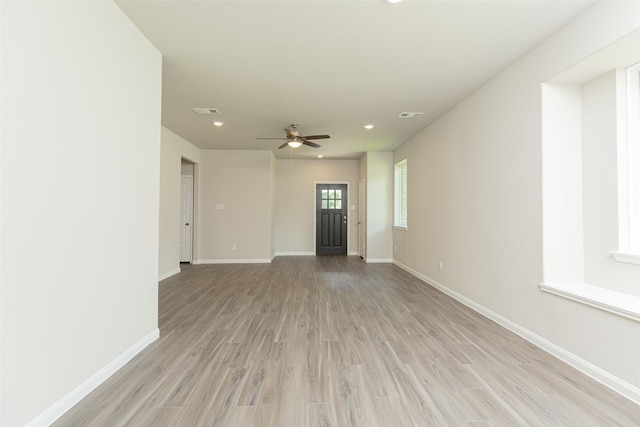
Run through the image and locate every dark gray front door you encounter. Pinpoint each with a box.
[316,184,348,255]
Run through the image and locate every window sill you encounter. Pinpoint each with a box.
[539,282,640,322]
[393,226,407,231]
[611,251,640,265]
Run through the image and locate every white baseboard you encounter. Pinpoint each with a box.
[274,252,315,256]
[27,328,160,427]
[392,260,640,406]
[194,258,272,264]
[365,258,393,263]
[274,252,361,257]
[158,267,180,282]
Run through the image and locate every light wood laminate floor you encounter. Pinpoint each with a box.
[55,256,640,426]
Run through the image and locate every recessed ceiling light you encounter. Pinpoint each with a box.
[385,0,403,3]
[363,124,375,130]
[212,121,224,127]
[317,155,324,158]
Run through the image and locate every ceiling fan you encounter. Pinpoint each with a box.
[257,124,330,149]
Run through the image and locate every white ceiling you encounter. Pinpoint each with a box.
[116,0,594,159]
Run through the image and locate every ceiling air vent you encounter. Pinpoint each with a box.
[398,112,424,119]
[192,107,221,115]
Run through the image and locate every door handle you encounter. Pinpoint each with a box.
[185,222,190,226]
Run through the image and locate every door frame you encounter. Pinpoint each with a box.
[358,178,366,260]
[180,157,198,264]
[314,181,350,255]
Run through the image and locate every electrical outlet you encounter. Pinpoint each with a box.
[438,261,443,271]
[232,244,237,251]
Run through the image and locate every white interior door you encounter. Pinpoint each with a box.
[358,178,366,259]
[180,175,193,262]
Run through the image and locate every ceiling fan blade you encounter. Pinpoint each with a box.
[303,140,321,148]
[303,134,330,140]
[278,142,289,149]
[256,137,287,140]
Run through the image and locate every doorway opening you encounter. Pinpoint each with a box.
[180,159,196,263]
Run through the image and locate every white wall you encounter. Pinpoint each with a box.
[159,127,201,279]
[541,83,585,283]
[270,154,277,258]
[0,1,4,424]
[393,1,640,399]
[197,150,274,262]
[275,159,359,255]
[359,155,368,259]
[1,2,162,426]
[365,152,393,262]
